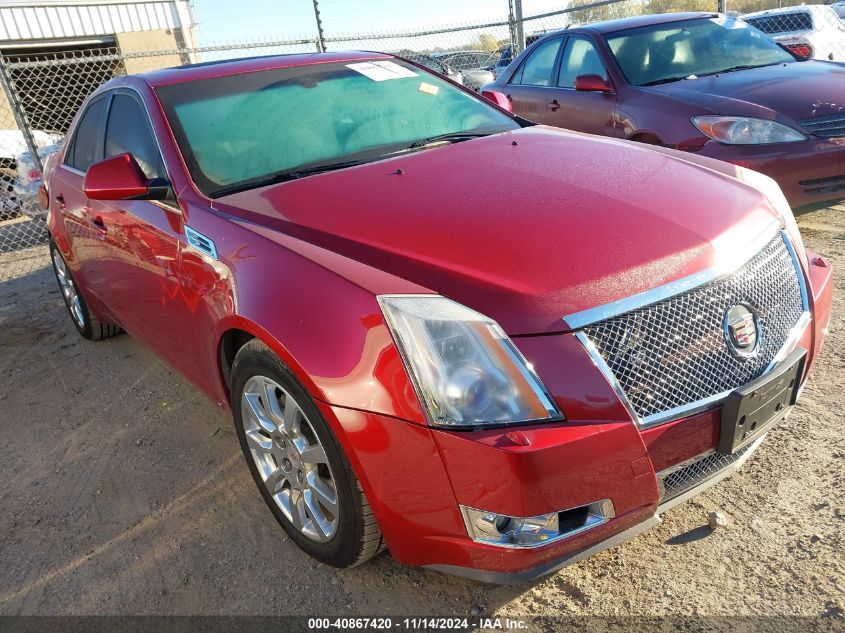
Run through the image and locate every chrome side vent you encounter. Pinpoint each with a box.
[185,226,218,260]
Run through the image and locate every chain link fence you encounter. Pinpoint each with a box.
[0,0,839,286]
[0,37,318,283]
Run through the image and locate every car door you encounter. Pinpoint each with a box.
[50,95,116,317]
[503,37,565,124]
[92,90,197,371]
[546,36,620,137]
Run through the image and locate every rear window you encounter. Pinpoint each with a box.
[745,12,813,34]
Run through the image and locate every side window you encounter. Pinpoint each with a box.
[557,38,608,88]
[66,97,106,172]
[510,38,563,86]
[104,93,166,180]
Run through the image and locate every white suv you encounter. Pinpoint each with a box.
[743,5,845,61]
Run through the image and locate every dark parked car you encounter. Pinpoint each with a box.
[394,50,464,85]
[481,12,845,210]
[432,50,496,90]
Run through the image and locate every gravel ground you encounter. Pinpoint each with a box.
[0,208,843,622]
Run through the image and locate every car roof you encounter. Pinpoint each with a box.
[561,11,716,35]
[138,51,392,88]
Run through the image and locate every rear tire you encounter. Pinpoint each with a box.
[231,339,384,568]
[50,241,121,341]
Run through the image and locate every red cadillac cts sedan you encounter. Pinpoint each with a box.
[45,52,833,583]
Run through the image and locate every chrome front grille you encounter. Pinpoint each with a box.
[582,233,805,423]
[799,113,845,138]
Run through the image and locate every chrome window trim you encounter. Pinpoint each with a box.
[59,165,85,177]
[573,227,811,429]
[564,219,782,330]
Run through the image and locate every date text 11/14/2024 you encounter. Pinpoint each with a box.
[307,617,528,630]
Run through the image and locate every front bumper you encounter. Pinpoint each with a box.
[431,432,772,584]
[322,250,833,584]
[697,136,845,210]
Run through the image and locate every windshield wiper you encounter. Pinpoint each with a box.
[642,74,695,86]
[210,159,367,198]
[697,62,779,78]
[408,131,494,149]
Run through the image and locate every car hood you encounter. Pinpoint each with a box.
[218,127,779,335]
[644,61,845,123]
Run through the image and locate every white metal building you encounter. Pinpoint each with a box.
[0,0,198,133]
[0,0,197,53]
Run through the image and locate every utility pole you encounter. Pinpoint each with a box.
[312,0,326,52]
[514,0,525,53]
[508,0,517,54]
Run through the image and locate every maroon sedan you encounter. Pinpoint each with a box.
[482,12,845,211]
[44,52,832,583]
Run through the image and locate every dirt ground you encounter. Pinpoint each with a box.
[0,208,843,621]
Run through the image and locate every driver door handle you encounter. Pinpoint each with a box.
[548,100,561,111]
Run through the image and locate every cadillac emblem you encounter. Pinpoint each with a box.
[724,304,760,358]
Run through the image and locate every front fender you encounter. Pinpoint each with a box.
[202,209,427,425]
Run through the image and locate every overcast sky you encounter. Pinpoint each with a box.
[192,0,572,44]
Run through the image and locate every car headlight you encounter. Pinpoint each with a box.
[734,166,808,270]
[379,295,561,428]
[692,116,807,145]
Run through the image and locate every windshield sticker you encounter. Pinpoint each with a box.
[418,82,439,95]
[346,61,419,81]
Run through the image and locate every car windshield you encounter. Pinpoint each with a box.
[605,16,794,87]
[156,59,517,197]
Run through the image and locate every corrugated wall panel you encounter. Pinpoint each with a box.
[0,2,188,41]
[68,6,85,36]
[12,8,30,39]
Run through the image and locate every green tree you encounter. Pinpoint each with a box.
[477,33,500,52]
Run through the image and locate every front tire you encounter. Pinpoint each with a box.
[231,339,384,567]
[50,241,121,341]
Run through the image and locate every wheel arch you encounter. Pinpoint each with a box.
[215,316,327,409]
[628,130,664,145]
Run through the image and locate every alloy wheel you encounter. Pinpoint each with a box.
[240,375,340,542]
[52,249,85,328]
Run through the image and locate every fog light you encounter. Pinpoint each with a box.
[461,500,614,549]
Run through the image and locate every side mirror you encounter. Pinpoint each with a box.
[83,153,169,201]
[574,74,613,93]
[481,90,512,113]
